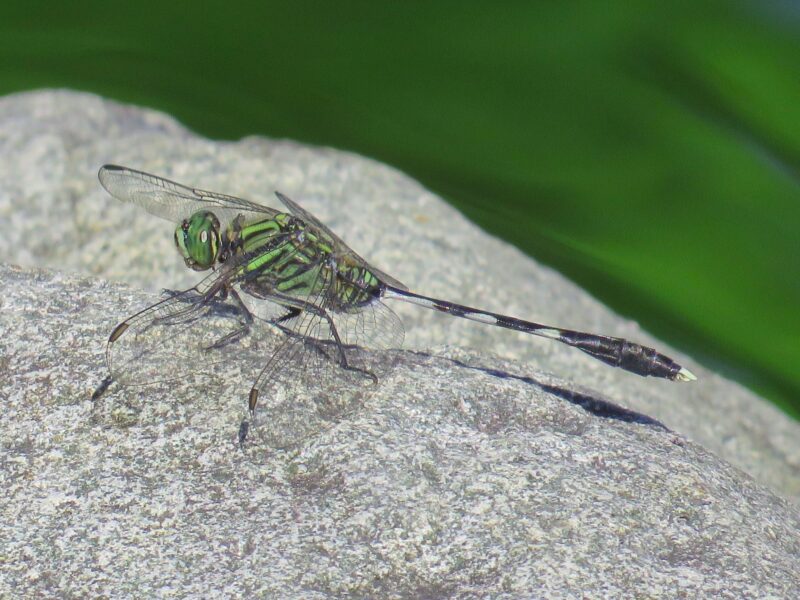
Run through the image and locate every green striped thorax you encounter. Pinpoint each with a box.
[174,210,308,273]
[174,208,383,308]
[174,211,221,271]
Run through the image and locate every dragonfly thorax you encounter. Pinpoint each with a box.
[174,211,222,271]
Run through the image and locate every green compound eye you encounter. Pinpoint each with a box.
[174,211,220,270]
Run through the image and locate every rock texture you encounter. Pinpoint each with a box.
[0,90,798,598]
[3,264,799,598]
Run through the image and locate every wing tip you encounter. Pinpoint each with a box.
[98,163,125,176]
[97,163,128,191]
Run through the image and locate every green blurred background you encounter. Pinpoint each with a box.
[1,1,798,418]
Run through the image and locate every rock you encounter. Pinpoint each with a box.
[0,90,798,597]
[2,264,799,598]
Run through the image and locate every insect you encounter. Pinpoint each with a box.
[96,165,695,446]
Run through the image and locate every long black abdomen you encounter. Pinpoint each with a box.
[383,286,695,382]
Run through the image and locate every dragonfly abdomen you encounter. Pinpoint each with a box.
[383,286,695,382]
[554,330,686,379]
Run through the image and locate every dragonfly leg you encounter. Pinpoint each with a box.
[202,287,255,351]
[238,280,308,326]
[227,287,254,321]
[247,295,378,416]
[288,298,378,383]
[149,280,231,329]
[251,291,354,365]
[274,306,302,324]
[204,327,249,351]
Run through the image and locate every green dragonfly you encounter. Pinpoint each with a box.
[96,165,695,446]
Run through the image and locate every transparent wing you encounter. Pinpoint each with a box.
[105,233,298,387]
[245,269,405,450]
[99,165,281,225]
[275,190,409,291]
[106,273,250,387]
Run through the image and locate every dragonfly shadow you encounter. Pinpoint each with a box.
[408,351,669,431]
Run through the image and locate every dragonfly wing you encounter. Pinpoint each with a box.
[105,233,325,393]
[245,269,404,449]
[99,165,281,225]
[329,297,405,359]
[275,190,409,291]
[244,323,329,449]
[106,267,260,387]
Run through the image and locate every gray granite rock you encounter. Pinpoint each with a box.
[1,90,799,597]
[2,264,799,598]
[1,89,798,502]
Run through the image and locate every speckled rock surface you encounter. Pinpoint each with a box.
[2,265,800,598]
[0,90,799,598]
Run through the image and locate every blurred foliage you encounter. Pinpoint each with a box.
[1,1,798,417]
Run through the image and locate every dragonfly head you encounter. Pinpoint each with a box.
[174,211,221,271]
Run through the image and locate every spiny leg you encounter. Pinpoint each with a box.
[247,296,376,416]
[104,269,239,387]
[303,305,378,384]
[152,284,254,352]
[274,306,302,324]
[102,284,213,384]
[256,292,377,390]
[201,287,255,351]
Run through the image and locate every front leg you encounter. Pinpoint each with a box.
[202,287,256,351]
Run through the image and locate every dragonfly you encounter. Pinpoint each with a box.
[96,165,696,447]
